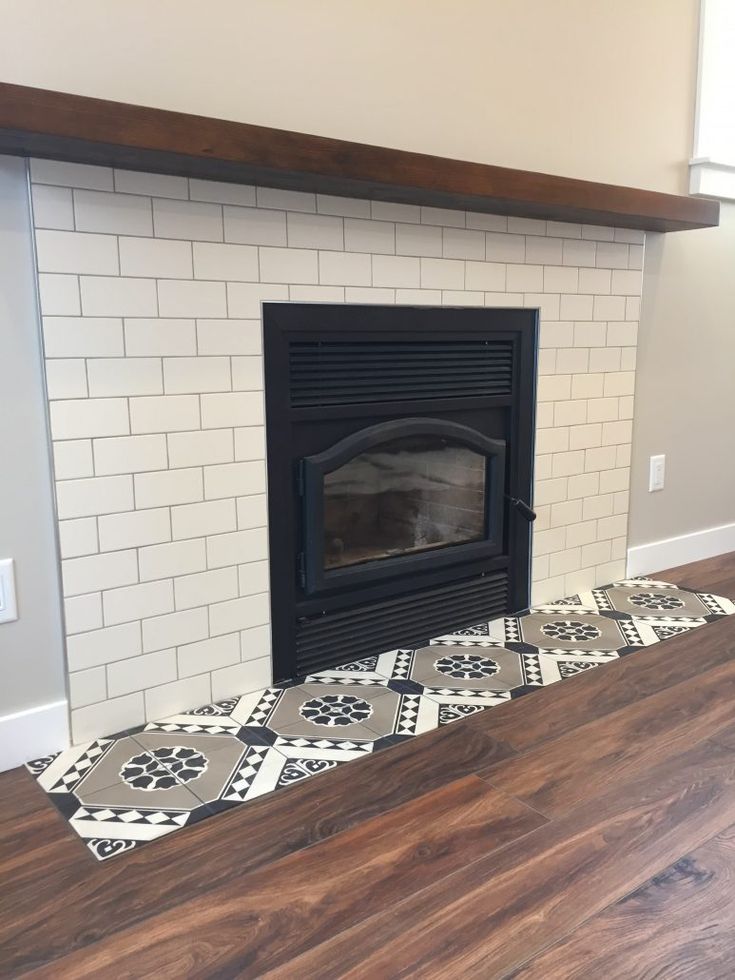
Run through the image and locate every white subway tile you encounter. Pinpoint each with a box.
[211,656,271,701]
[259,247,318,284]
[601,420,633,446]
[603,372,636,397]
[544,266,578,294]
[345,287,396,304]
[567,472,599,499]
[607,322,638,347]
[62,549,138,597]
[610,269,642,296]
[32,184,74,229]
[420,257,464,289]
[587,398,620,423]
[236,495,268,530]
[483,292,524,308]
[171,498,236,540]
[103,579,174,626]
[560,294,593,320]
[98,507,171,552]
[238,559,270,596]
[31,158,113,191]
[191,179,256,206]
[578,268,612,294]
[568,422,602,450]
[442,290,483,306]
[54,440,94,481]
[139,538,207,582]
[464,261,505,292]
[231,357,263,392]
[142,606,209,653]
[614,228,645,245]
[395,223,442,257]
[71,694,144,742]
[395,289,442,305]
[582,224,615,241]
[36,229,118,275]
[573,321,606,347]
[485,233,525,263]
[157,279,227,318]
[344,218,395,254]
[43,316,124,357]
[200,391,263,428]
[317,194,370,218]
[585,446,618,472]
[50,398,129,440]
[178,633,240,678]
[562,239,596,268]
[224,206,287,246]
[546,220,582,239]
[208,526,269,569]
[466,213,507,232]
[525,294,560,321]
[508,217,545,235]
[114,169,188,199]
[67,621,141,671]
[58,517,99,559]
[81,276,158,317]
[45,359,88,399]
[507,264,543,292]
[74,189,153,236]
[554,400,587,426]
[197,319,261,356]
[69,666,106,708]
[163,356,231,394]
[56,474,134,519]
[319,250,372,285]
[174,566,238,610]
[192,242,258,281]
[108,649,178,698]
[234,428,266,462]
[144,674,211,721]
[371,201,419,223]
[203,460,266,500]
[135,467,203,509]
[572,373,605,399]
[626,296,641,321]
[257,187,315,212]
[442,227,484,260]
[287,211,343,249]
[628,244,644,270]
[167,428,233,468]
[93,433,167,475]
[38,274,81,315]
[119,237,193,279]
[87,358,163,396]
[525,236,563,265]
[596,242,629,269]
[289,285,344,302]
[239,623,272,663]
[537,374,572,401]
[153,198,223,241]
[209,592,270,637]
[130,394,200,434]
[125,318,197,356]
[592,295,626,321]
[556,348,589,374]
[226,283,288,318]
[421,206,464,228]
[373,254,420,288]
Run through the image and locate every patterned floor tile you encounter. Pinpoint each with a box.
[25,576,735,861]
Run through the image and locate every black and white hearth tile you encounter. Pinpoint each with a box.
[430,617,507,645]
[521,651,619,686]
[497,612,636,653]
[376,644,530,699]
[306,655,387,682]
[142,697,245,736]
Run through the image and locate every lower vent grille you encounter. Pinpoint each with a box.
[294,571,509,676]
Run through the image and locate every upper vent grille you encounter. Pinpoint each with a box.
[288,339,514,407]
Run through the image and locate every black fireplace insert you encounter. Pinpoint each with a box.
[264,304,538,681]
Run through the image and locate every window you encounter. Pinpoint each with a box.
[691,0,735,200]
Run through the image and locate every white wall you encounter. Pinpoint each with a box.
[0,155,69,766]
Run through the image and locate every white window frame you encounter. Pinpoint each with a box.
[690,0,735,201]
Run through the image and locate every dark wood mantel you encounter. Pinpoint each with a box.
[0,82,719,232]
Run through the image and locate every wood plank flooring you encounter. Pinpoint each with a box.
[2,553,735,978]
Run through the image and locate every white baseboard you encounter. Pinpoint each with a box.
[627,521,735,578]
[0,700,70,772]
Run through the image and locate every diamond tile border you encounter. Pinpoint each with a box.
[27,577,735,860]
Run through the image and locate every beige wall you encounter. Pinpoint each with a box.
[630,205,735,547]
[0,0,697,193]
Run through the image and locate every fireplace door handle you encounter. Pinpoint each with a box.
[506,496,537,522]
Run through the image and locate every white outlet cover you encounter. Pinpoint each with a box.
[649,454,666,492]
[0,559,18,624]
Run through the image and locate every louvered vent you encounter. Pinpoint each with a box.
[288,340,514,408]
[294,570,509,676]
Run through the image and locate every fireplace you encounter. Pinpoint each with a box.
[264,304,538,681]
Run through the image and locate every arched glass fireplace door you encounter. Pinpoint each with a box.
[301,417,505,595]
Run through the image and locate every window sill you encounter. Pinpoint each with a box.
[690,159,735,202]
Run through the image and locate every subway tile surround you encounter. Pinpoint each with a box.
[28,159,644,744]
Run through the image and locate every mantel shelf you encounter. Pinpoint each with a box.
[0,82,719,233]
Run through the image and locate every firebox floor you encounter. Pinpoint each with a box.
[27,576,735,862]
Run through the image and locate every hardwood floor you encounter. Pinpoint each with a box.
[3,553,735,978]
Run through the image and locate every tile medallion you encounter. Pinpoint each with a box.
[27,577,735,860]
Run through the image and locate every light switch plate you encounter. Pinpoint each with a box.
[0,559,18,624]
[649,454,666,492]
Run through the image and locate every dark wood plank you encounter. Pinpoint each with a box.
[0,721,511,977]
[28,776,546,979]
[657,551,735,598]
[266,737,735,979]
[465,611,735,752]
[509,823,735,979]
[0,83,719,232]
[480,656,735,817]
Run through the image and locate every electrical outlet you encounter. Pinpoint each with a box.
[649,454,666,492]
[0,559,18,624]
